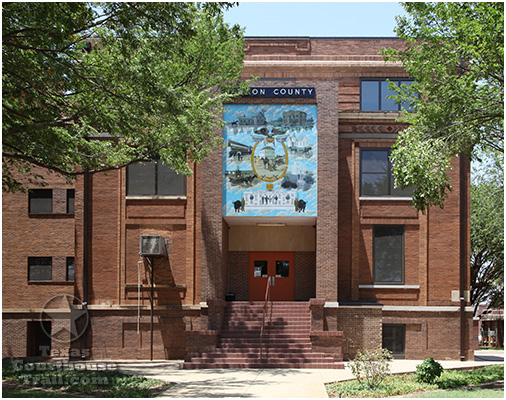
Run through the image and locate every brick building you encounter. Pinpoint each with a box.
[2,37,476,367]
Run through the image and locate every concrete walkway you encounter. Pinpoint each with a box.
[111,350,504,398]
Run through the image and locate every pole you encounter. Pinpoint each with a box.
[150,256,154,361]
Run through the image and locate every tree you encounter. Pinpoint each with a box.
[2,2,248,192]
[382,2,503,211]
[470,152,504,315]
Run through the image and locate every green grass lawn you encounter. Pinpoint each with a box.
[2,360,174,398]
[326,364,504,398]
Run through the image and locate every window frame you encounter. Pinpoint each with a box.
[360,148,413,198]
[126,159,186,197]
[66,257,75,282]
[382,324,406,359]
[28,257,52,282]
[28,189,53,214]
[373,225,405,285]
[66,189,75,214]
[360,78,414,112]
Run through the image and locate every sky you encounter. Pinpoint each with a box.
[223,2,408,37]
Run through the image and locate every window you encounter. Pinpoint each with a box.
[66,189,75,214]
[360,149,414,197]
[29,189,52,214]
[361,79,414,111]
[373,226,404,284]
[382,324,406,359]
[28,257,52,281]
[126,160,186,196]
[66,257,75,281]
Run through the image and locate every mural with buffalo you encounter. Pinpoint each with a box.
[223,104,317,217]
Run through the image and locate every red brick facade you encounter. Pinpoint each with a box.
[2,37,475,362]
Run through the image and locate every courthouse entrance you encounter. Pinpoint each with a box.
[248,251,294,301]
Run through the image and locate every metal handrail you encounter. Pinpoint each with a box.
[260,277,272,361]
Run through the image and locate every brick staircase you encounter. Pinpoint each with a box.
[183,301,344,369]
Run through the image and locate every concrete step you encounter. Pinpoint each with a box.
[183,361,344,369]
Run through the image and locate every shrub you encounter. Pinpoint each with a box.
[414,357,444,384]
[348,347,392,389]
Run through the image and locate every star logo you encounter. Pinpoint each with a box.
[40,295,89,343]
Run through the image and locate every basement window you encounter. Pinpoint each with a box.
[383,324,406,359]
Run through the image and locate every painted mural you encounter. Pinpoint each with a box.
[223,104,317,217]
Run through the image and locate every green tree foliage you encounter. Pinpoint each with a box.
[382,2,504,211]
[2,2,248,191]
[471,152,504,314]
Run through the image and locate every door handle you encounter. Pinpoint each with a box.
[271,276,275,286]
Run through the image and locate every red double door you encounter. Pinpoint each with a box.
[248,251,294,301]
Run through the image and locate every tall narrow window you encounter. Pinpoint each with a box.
[28,257,52,281]
[383,324,406,359]
[66,257,75,281]
[127,160,186,196]
[66,189,75,214]
[29,189,52,214]
[373,226,404,284]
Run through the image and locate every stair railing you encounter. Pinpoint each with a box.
[260,276,272,361]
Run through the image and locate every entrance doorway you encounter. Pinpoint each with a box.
[249,252,294,301]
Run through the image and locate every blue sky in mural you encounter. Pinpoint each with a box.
[223,2,407,37]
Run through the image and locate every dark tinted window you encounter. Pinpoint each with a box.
[29,189,52,214]
[66,257,75,281]
[67,189,75,214]
[374,226,404,284]
[276,260,290,278]
[28,257,52,281]
[383,324,406,358]
[361,79,414,111]
[127,160,185,196]
[360,149,414,197]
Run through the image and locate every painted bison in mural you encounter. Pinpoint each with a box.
[294,199,307,213]
[233,199,245,212]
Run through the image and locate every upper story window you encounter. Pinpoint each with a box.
[66,257,75,281]
[373,226,404,284]
[360,79,414,111]
[28,257,52,281]
[126,159,186,197]
[360,149,414,197]
[66,189,75,214]
[29,189,52,214]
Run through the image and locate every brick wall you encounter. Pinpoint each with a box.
[227,251,249,301]
[294,252,316,301]
[337,307,383,360]
[2,168,76,309]
[86,309,193,360]
[384,310,476,360]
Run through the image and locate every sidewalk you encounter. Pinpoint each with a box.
[111,350,504,398]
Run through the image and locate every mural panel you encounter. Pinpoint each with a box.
[223,104,317,217]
